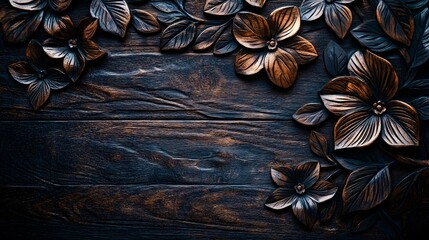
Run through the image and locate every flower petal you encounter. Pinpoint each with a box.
[382,100,419,147]
[47,0,73,12]
[43,12,74,39]
[324,3,352,39]
[280,35,318,65]
[348,50,399,101]
[44,68,70,90]
[43,38,69,58]
[264,48,298,88]
[79,39,107,61]
[335,111,382,149]
[63,51,86,82]
[320,76,373,116]
[77,17,99,40]
[28,80,50,110]
[233,12,270,49]
[294,161,320,188]
[307,180,338,203]
[235,49,265,75]
[265,188,297,210]
[300,0,325,21]
[244,0,266,8]
[0,7,43,43]
[271,167,295,187]
[26,39,48,70]
[268,6,300,42]
[8,61,37,85]
[9,0,47,11]
[292,196,318,229]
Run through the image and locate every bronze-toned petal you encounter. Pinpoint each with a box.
[324,3,352,39]
[292,196,318,229]
[264,48,298,88]
[8,61,37,85]
[300,0,325,21]
[63,51,86,82]
[244,0,266,8]
[294,161,320,188]
[381,100,419,147]
[320,76,373,116]
[44,68,70,90]
[348,50,399,101]
[376,0,414,46]
[77,17,99,40]
[47,0,72,12]
[233,12,270,49]
[307,180,338,203]
[271,167,295,187]
[43,12,74,39]
[334,111,382,149]
[280,35,318,65]
[0,7,43,43]
[268,6,300,42]
[265,188,297,210]
[26,39,48,71]
[235,49,265,75]
[9,0,47,11]
[131,9,160,34]
[43,38,69,58]
[28,80,50,110]
[79,39,107,61]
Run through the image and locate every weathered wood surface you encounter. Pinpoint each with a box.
[0,0,416,239]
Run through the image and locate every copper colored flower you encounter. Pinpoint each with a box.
[8,40,70,110]
[265,162,337,229]
[233,6,318,89]
[300,0,354,39]
[43,17,106,82]
[320,50,419,150]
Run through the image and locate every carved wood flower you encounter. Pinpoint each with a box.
[43,17,107,82]
[300,0,354,39]
[8,40,70,110]
[320,50,420,150]
[233,6,318,89]
[0,0,73,42]
[265,162,337,229]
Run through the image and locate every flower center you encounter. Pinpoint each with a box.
[37,70,46,79]
[372,100,387,115]
[294,183,306,195]
[325,0,334,3]
[267,38,278,51]
[68,38,78,49]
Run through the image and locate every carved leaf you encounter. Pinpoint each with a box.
[293,103,329,126]
[401,0,428,10]
[131,9,160,34]
[403,79,429,96]
[409,8,429,69]
[204,0,243,16]
[324,3,352,39]
[28,80,50,110]
[351,212,379,233]
[0,7,43,43]
[281,35,318,65]
[389,171,420,215]
[351,20,400,53]
[90,0,131,38]
[233,12,270,49]
[309,131,329,158]
[214,25,237,55]
[160,20,197,51]
[245,0,266,8]
[152,1,187,24]
[323,40,347,76]
[410,97,429,120]
[376,0,414,46]
[9,0,46,11]
[300,0,325,21]
[343,165,391,213]
[264,48,298,89]
[193,22,228,51]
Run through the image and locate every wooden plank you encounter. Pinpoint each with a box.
[0,185,386,239]
[0,120,319,185]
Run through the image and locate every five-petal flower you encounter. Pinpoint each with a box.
[43,17,107,82]
[8,40,70,110]
[320,50,420,149]
[300,0,354,39]
[233,6,318,89]
[265,161,337,229]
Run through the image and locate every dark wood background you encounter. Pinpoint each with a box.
[0,0,414,239]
